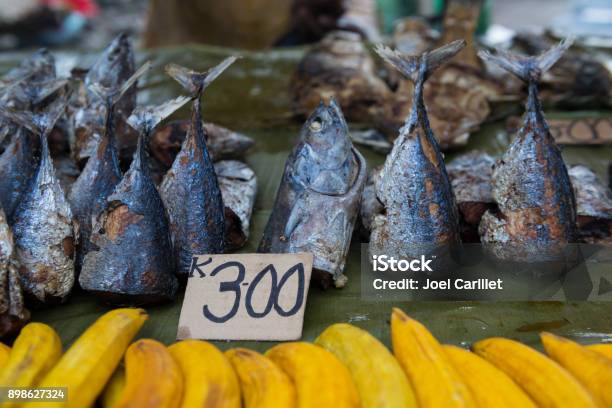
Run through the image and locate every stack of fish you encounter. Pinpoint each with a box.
[0,35,257,333]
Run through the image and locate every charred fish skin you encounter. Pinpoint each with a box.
[0,49,62,220]
[80,96,190,304]
[72,33,136,166]
[259,98,366,288]
[0,208,29,337]
[478,39,578,262]
[160,58,236,277]
[3,94,77,304]
[68,63,152,274]
[369,41,465,261]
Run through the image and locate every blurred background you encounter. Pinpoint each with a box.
[0,0,610,51]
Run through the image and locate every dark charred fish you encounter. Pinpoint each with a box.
[68,63,152,274]
[215,160,258,250]
[0,208,29,338]
[71,33,137,167]
[80,96,189,304]
[0,50,64,219]
[259,98,367,288]
[369,41,464,261]
[2,93,77,303]
[478,39,578,262]
[151,120,254,169]
[159,58,236,277]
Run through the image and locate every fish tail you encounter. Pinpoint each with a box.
[165,56,239,97]
[89,61,152,107]
[478,37,573,83]
[374,40,466,83]
[126,96,191,135]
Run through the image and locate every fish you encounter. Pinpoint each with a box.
[369,41,464,262]
[0,208,29,338]
[150,120,254,169]
[215,160,258,250]
[569,165,612,244]
[0,50,65,220]
[259,98,367,288]
[1,92,77,303]
[478,38,578,262]
[79,96,190,304]
[68,62,152,274]
[159,58,236,277]
[71,33,137,167]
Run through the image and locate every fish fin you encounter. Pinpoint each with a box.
[126,95,191,134]
[165,56,239,96]
[29,77,69,106]
[89,61,152,106]
[374,40,466,82]
[0,90,70,136]
[478,37,573,83]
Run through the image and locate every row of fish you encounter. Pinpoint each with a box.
[292,0,611,151]
[0,35,257,336]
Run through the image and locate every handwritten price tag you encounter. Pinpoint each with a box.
[177,253,313,341]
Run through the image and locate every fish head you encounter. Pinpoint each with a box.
[301,97,352,164]
[86,33,135,91]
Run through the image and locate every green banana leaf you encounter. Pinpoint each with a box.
[2,44,611,352]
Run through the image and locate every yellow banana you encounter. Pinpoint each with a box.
[0,323,61,400]
[473,337,596,408]
[100,366,125,408]
[541,332,612,407]
[265,342,360,408]
[112,339,183,408]
[315,323,416,408]
[226,348,296,408]
[0,342,11,370]
[443,345,536,408]
[168,340,240,408]
[24,308,147,408]
[390,308,475,407]
[586,344,612,361]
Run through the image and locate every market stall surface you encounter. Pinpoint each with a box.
[2,44,611,351]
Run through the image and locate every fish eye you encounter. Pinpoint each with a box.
[309,118,322,132]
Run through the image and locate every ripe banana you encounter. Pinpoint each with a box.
[586,344,612,361]
[0,323,61,405]
[112,339,183,408]
[100,366,125,408]
[443,345,536,408]
[473,337,596,408]
[315,323,416,408]
[168,340,240,408]
[541,332,612,407]
[390,308,475,407]
[24,308,147,408]
[0,342,11,369]
[226,348,296,408]
[265,342,360,408]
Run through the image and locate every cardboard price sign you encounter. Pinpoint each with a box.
[177,253,313,341]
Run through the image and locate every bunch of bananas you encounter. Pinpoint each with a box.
[0,307,611,407]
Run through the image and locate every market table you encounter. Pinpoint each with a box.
[2,44,611,351]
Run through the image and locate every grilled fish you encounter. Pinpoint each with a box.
[68,63,151,274]
[369,41,464,262]
[80,96,189,304]
[259,98,366,288]
[159,58,236,277]
[478,39,578,261]
[0,49,64,220]
[2,93,77,303]
[0,208,29,337]
[71,33,137,167]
